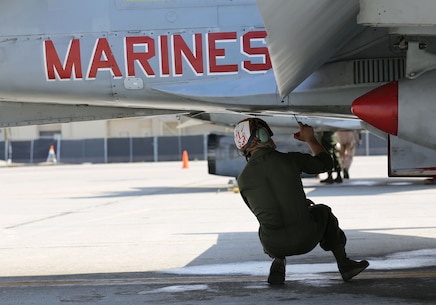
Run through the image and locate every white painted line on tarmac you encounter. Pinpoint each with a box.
[139,284,209,294]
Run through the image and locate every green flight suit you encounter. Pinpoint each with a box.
[237,148,346,258]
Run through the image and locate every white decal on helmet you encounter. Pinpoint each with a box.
[234,120,251,149]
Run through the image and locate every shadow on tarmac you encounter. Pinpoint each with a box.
[183,230,436,267]
[0,230,435,304]
[72,177,432,199]
[305,177,433,197]
[164,230,436,303]
[72,186,231,199]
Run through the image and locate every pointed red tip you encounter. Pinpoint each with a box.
[351,81,399,135]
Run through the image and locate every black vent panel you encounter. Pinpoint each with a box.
[354,58,405,84]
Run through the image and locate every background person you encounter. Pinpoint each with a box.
[337,130,361,179]
[318,131,342,183]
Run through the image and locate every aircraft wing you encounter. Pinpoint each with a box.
[256,0,362,98]
[0,101,184,127]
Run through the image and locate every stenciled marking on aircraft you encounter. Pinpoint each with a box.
[43,30,271,81]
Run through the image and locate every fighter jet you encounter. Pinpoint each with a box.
[0,0,435,176]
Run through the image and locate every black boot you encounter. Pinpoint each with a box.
[267,258,286,285]
[332,245,369,282]
[338,259,369,282]
[334,172,343,183]
[343,168,349,179]
[321,172,334,184]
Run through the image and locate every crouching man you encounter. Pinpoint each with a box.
[234,118,369,285]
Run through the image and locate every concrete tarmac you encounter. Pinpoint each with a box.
[0,156,435,304]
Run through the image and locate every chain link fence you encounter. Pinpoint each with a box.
[0,132,386,165]
[0,135,207,164]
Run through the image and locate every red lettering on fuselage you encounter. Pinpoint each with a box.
[242,31,271,73]
[44,39,83,80]
[173,34,203,76]
[87,38,122,79]
[43,31,271,81]
[125,36,156,77]
[208,32,238,74]
[159,36,170,77]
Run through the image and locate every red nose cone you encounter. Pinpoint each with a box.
[351,81,398,135]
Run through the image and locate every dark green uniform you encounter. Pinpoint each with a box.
[320,131,341,175]
[237,148,346,258]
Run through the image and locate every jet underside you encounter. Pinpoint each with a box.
[1,0,436,176]
[256,0,436,177]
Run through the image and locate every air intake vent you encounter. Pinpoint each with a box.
[353,58,405,84]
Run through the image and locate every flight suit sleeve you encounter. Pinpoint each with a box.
[291,151,333,174]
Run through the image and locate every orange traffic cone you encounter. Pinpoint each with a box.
[182,150,189,169]
[46,145,57,164]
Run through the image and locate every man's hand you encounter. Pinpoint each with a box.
[294,122,327,156]
[294,122,315,142]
